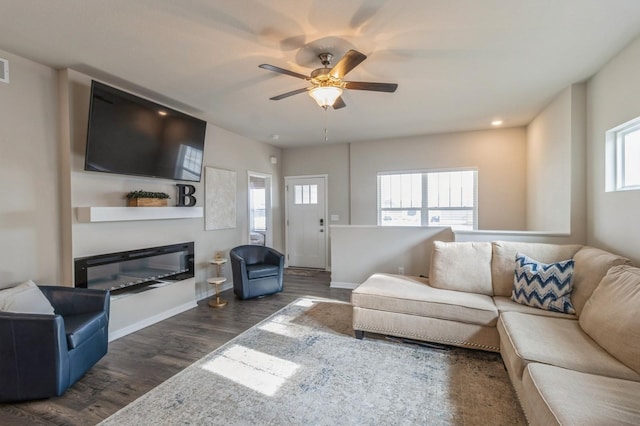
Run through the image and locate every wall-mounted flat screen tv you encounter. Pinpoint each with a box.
[85,81,206,182]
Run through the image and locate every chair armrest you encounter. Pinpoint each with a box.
[264,248,284,267]
[230,251,243,265]
[0,312,70,400]
[39,286,110,319]
[230,252,248,278]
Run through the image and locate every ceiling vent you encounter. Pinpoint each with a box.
[0,58,9,83]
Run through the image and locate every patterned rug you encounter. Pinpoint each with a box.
[100,298,525,425]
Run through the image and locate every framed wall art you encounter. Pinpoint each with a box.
[205,166,237,230]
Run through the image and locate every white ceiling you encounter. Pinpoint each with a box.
[2,0,640,148]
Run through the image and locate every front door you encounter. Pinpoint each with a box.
[285,176,327,269]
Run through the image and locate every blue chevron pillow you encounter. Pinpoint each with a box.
[511,253,576,314]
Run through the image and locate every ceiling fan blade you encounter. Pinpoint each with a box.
[329,49,367,79]
[269,87,309,100]
[259,64,309,80]
[332,96,346,110]
[344,81,398,92]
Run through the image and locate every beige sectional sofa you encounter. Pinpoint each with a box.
[351,241,640,425]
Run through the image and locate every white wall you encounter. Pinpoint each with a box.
[526,83,587,241]
[349,128,528,230]
[282,143,350,226]
[587,34,640,265]
[0,49,62,287]
[330,225,454,287]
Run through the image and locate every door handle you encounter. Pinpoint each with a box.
[320,218,324,226]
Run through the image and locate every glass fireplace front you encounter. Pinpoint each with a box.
[74,242,194,294]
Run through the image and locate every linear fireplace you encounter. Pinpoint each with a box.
[74,242,195,294]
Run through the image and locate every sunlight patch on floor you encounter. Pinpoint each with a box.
[257,298,316,337]
[293,298,315,308]
[258,321,300,337]
[259,312,315,338]
[201,344,300,396]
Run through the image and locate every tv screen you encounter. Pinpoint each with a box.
[85,81,206,182]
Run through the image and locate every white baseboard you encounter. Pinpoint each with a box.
[108,300,197,342]
[330,281,359,289]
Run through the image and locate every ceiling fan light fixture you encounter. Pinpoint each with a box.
[309,86,343,108]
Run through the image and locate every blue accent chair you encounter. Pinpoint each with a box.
[0,286,110,402]
[230,245,284,300]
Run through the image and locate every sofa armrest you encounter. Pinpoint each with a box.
[39,286,110,319]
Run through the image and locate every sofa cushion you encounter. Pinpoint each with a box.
[491,241,581,297]
[571,247,631,317]
[493,296,577,320]
[511,253,575,314]
[522,363,640,426]
[429,241,493,296]
[579,265,640,375]
[498,312,639,381]
[246,264,279,279]
[0,280,55,314]
[352,273,498,326]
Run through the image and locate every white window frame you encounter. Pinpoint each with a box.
[606,116,640,192]
[377,168,478,230]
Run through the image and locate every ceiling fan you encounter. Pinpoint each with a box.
[259,49,398,110]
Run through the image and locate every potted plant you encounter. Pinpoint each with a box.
[126,190,171,207]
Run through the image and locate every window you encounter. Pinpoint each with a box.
[378,169,477,230]
[294,184,318,205]
[607,117,640,191]
[250,185,266,231]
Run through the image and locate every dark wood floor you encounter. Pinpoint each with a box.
[0,270,352,426]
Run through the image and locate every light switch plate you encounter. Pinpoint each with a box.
[330,214,339,221]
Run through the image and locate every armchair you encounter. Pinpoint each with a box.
[0,285,110,402]
[230,245,284,300]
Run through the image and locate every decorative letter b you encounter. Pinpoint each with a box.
[176,184,196,207]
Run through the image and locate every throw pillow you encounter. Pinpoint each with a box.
[0,280,55,314]
[511,253,576,314]
[491,241,581,297]
[429,241,493,296]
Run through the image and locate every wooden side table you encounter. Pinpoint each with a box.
[208,258,228,308]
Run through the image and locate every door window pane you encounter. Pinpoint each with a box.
[294,184,318,205]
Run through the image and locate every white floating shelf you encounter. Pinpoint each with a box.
[76,206,203,223]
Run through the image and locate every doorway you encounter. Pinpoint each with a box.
[285,175,328,269]
[248,172,272,247]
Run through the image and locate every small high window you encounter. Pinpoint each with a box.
[606,117,640,191]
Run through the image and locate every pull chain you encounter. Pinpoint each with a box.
[323,106,329,142]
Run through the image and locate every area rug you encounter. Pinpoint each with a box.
[100,298,525,425]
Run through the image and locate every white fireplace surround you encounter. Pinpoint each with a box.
[109,278,196,341]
